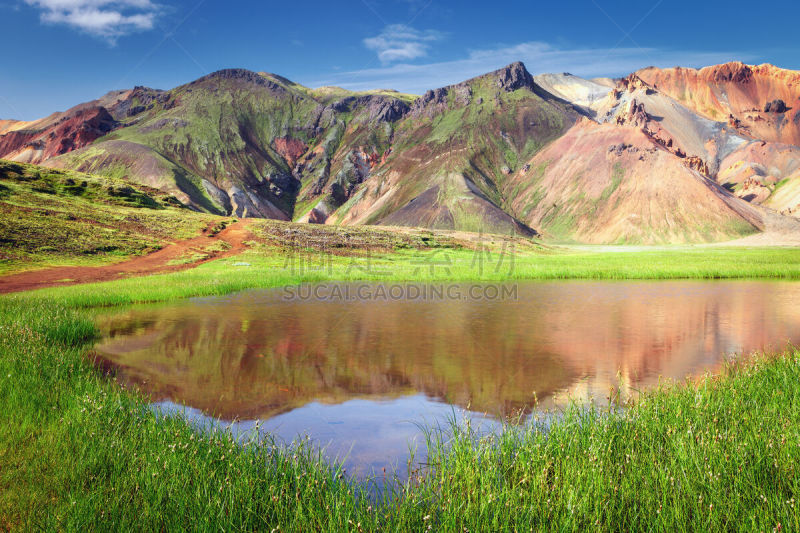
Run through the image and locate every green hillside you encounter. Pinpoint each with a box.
[0,159,213,273]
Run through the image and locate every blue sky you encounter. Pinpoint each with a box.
[1,0,798,120]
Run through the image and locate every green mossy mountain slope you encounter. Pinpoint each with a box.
[43,63,576,236]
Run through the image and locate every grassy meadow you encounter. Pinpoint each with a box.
[11,240,800,309]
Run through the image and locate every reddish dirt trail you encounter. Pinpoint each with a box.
[0,219,255,294]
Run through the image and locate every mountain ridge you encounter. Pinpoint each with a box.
[1,60,799,243]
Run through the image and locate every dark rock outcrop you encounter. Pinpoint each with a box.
[764,99,788,113]
[111,86,169,119]
[409,87,450,118]
[709,62,754,84]
[266,172,300,199]
[189,69,288,96]
[728,114,743,128]
[329,95,410,123]
[138,118,189,133]
[608,143,639,156]
[494,61,535,92]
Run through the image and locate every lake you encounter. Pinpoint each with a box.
[93,281,800,477]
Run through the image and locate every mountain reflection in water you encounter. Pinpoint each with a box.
[94,281,800,475]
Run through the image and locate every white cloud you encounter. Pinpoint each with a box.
[25,0,160,41]
[312,41,753,94]
[363,24,443,64]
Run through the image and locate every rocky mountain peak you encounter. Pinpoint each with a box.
[459,61,535,92]
[618,74,654,93]
[189,69,289,95]
[491,61,535,92]
[708,62,754,84]
[409,61,535,118]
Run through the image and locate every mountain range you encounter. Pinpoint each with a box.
[2,60,799,244]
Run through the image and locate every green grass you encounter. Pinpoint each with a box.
[599,162,624,202]
[308,86,418,105]
[5,244,800,308]
[1,292,799,530]
[413,350,800,531]
[428,107,467,144]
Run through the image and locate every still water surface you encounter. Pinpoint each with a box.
[94,281,800,476]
